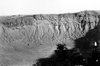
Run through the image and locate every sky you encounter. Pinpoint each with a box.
[0,0,100,15]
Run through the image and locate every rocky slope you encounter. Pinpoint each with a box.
[0,10,99,66]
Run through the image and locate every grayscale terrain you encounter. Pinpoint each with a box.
[0,11,99,66]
